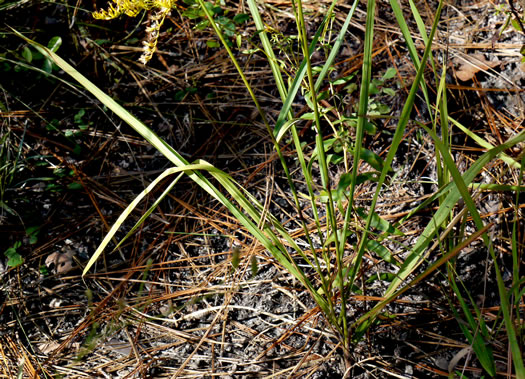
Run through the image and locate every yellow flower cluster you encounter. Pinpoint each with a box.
[93,0,175,64]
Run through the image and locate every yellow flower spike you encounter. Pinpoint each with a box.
[138,6,170,64]
[93,0,140,20]
[93,0,176,64]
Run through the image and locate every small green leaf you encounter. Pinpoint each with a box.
[74,109,86,123]
[46,120,59,131]
[312,65,323,73]
[21,46,32,63]
[47,36,62,53]
[233,13,249,24]
[300,112,315,120]
[53,168,67,177]
[383,87,396,96]
[331,72,357,85]
[366,272,397,283]
[0,200,16,216]
[323,229,352,247]
[336,173,352,202]
[365,240,397,265]
[326,154,343,165]
[175,90,187,101]
[336,117,376,135]
[68,182,83,190]
[382,67,397,80]
[5,247,23,268]
[356,171,379,185]
[361,148,385,172]
[182,7,202,19]
[368,82,380,95]
[7,253,24,268]
[511,18,523,32]
[317,90,329,101]
[43,59,53,74]
[364,120,377,135]
[332,139,344,153]
[356,207,404,236]
[250,255,258,277]
[26,226,39,236]
[46,183,63,192]
[26,226,39,244]
[217,16,235,37]
[231,247,240,270]
[242,48,259,54]
[318,189,334,203]
[206,40,220,48]
[345,82,358,93]
[376,103,390,114]
[236,34,242,48]
[331,78,347,85]
[195,20,210,30]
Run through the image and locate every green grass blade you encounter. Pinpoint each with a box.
[385,127,525,297]
[194,1,331,286]
[273,0,355,136]
[388,0,432,113]
[451,117,522,169]
[420,123,525,377]
[82,166,194,275]
[245,0,288,102]
[114,172,184,251]
[343,0,376,284]
[354,223,491,338]
[12,31,318,290]
[313,0,359,91]
[511,155,524,319]
[295,0,348,340]
[357,112,524,342]
[348,0,444,293]
[448,271,496,375]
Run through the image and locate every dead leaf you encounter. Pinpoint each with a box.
[45,250,74,274]
[37,341,61,354]
[106,338,132,356]
[455,54,499,81]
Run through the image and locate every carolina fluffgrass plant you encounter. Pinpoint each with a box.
[13,0,525,374]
